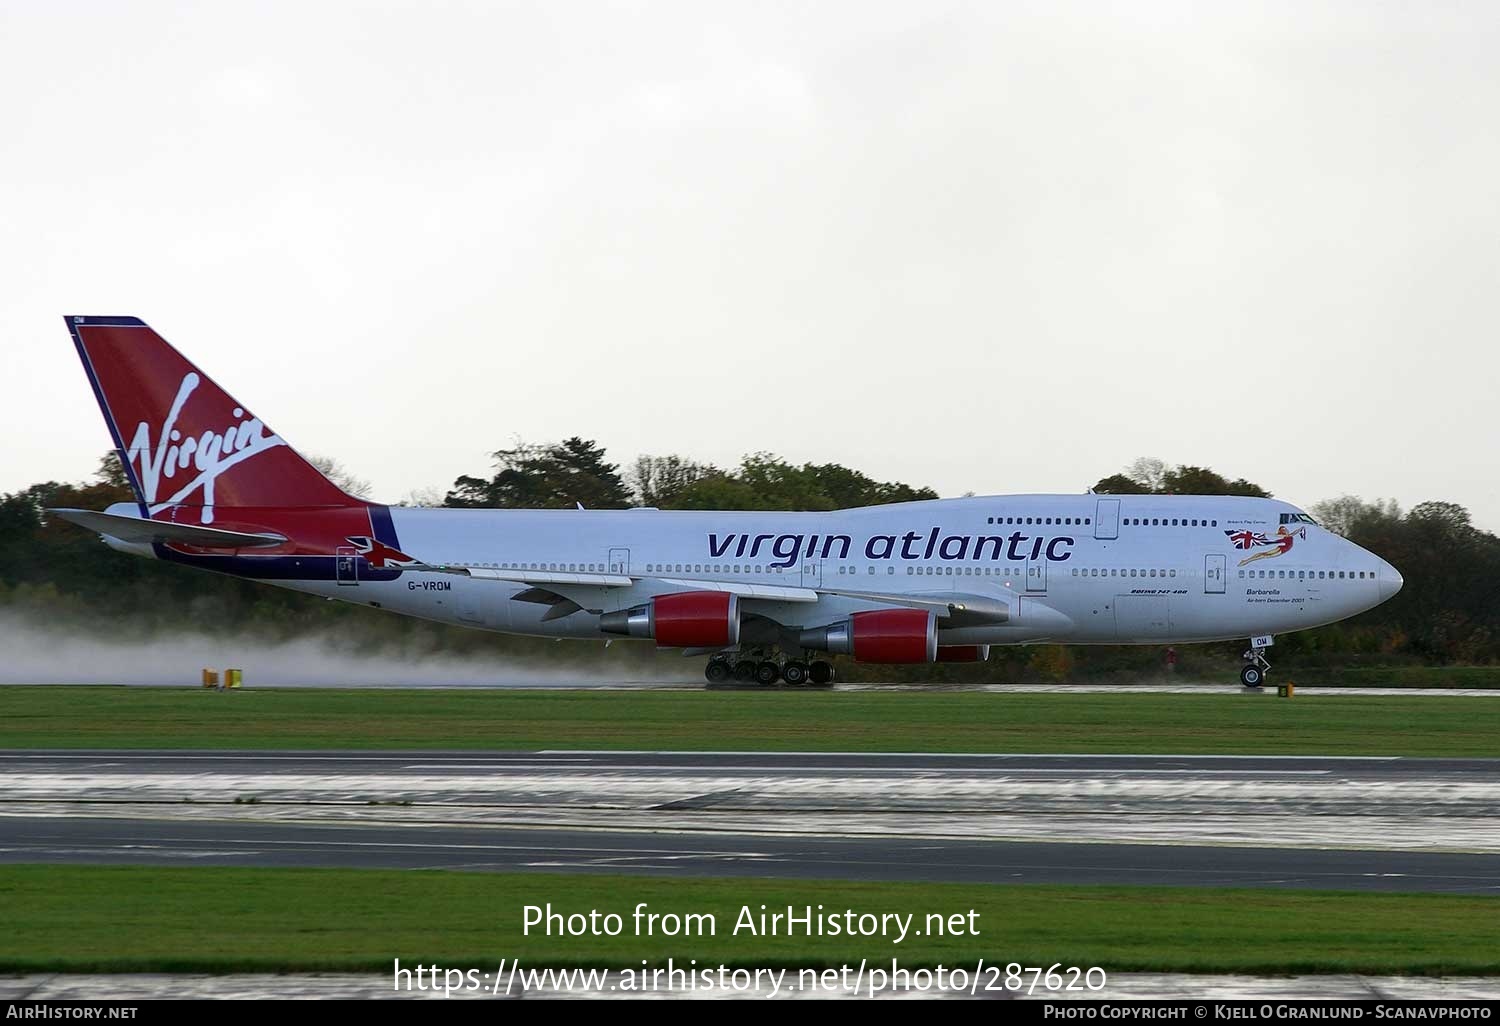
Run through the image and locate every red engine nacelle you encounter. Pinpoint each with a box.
[800,608,937,664]
[599,591,740,648]
[937,645,991,663]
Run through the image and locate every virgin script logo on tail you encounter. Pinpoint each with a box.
[127,372,285,524]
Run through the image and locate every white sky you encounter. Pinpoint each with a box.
[4,1,1497,529]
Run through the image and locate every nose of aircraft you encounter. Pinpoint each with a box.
[1378,560,1404,602]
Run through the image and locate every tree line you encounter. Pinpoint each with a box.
[3,447,1498,675]
[440,439,938,511]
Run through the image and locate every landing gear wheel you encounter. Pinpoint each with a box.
[705,660,731,684]
[781,662,808,686]
[755,661,781,686]
[809,660,835,686]
[733,660,757,683]
[1240,664,1265,688]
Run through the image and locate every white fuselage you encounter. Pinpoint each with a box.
[248,494,1401,648]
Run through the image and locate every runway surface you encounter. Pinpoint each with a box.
[2,750,1498,891]
[5,813,1498,892]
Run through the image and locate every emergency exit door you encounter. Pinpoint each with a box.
[1204,553,1226,593]
[1026,558,1047,592]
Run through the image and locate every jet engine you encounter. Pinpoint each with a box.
[799,608,938,664]
[599,591,740,647]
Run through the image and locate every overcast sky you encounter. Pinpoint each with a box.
[4,1,1497,529]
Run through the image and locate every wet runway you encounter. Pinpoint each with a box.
[4,813,1498,892]
[2,750,1498,891]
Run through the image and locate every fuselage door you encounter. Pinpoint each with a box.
[608,547,631,575]
[335,546,358,586]
[1094,498,1120,540]
[1026,557,1047,593]
[1204,553,1227,594]
[802,561,822,588]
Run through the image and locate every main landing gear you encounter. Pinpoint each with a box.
[704,652,835,688]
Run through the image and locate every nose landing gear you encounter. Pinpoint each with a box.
[1240,644,1273,688]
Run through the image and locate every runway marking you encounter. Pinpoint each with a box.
[31,833,782,858]
[403,758,597,764]
[538,750,1404,760]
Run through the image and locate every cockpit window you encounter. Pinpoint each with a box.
[1280,513,1319,526]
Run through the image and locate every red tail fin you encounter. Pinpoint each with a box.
[66,316,359,523]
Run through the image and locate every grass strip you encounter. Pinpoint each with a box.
[1,686,1497,755]
[0,866,1496,975]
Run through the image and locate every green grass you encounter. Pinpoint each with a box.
[0,866,1494,975]
[1,686,1497,755]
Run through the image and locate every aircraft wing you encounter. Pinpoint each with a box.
[815,587,1011,624]
[47,508,288,549]
[430,565,818,601]
[454,565,634,588]
[431,563,1008,624]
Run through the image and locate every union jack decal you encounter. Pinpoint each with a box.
[346,535,418,569]
[1226,529,1268,550]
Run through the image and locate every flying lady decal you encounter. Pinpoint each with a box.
[1227,525,1305,567]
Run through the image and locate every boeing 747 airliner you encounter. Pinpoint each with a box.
[54,316,1403,687]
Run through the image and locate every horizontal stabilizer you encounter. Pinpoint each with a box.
[48,508,288,549]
